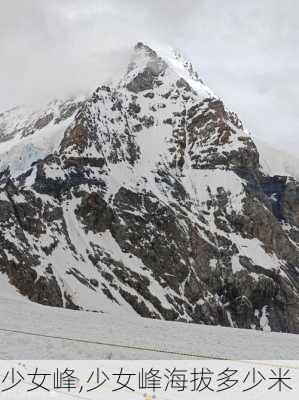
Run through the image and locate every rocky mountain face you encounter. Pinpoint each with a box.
[0,42,298,333]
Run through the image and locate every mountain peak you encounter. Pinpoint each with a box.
[133,41,158,56]
[126,42,168,81]
[123,42,213,98]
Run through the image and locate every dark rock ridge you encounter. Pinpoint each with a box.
[0,42,298,333]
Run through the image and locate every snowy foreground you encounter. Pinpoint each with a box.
[1,275,299,399]
[0,274,299,360]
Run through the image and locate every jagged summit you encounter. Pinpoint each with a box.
[132,41,161,61]
[131,41,204,82]
[122,42,213,99]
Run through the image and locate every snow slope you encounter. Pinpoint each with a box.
[0,273,298,360]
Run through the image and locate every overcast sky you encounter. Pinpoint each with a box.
[0,0,298,155]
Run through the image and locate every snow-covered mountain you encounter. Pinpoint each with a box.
[0,42,299,333]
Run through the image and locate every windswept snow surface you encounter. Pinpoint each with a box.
[0,274,298,360]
